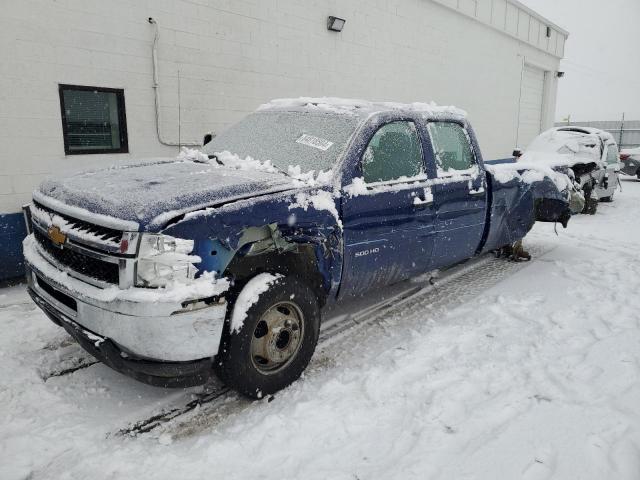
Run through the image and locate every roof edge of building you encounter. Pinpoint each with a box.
[508,0,569,37]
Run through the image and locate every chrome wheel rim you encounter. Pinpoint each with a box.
[250,301,304,374]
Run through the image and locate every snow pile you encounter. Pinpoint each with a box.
[287,165,333,187]
[174,147,289,177]
[289,190,342,229]
[469,184,485,195]
[177,147,209,164]
[401,101,467,118]
[259,97,368,115]
[23,235,229,304]
[258,97,466,118]
[437,164,480,179]
[413,186,434,205]
[526,129,604,168]
[343,171,484,198]
[343,174,430,197]
[230,273,282,333]
[343,177,369,196]
[486,160,572,192]
[213,151,279,174]
[519,150,600,170]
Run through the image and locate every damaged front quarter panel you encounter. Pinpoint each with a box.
[161,187,344,304]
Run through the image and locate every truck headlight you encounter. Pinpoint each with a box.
[136,234,200,287]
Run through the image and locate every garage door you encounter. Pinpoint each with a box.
[517,65,545,149]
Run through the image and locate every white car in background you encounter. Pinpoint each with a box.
[620,147,640,179]
[519,126,621,214]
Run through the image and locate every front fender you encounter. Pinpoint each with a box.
[162,188,343,298]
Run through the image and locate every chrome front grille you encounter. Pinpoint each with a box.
[28,202,140,289]
[34,229,120,284]
[32,201,122,247]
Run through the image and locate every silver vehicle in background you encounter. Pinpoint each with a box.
[520,126,621,214]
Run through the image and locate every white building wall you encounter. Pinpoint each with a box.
[0,0,567,216]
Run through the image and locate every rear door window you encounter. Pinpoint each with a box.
[362,121,424,183]
[428,122,476,174]
[605,144,619,165]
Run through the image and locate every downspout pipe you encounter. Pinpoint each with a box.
[148,17,199,148]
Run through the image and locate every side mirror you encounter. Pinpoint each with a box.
[512,149,523,158]
[203,133,214,146]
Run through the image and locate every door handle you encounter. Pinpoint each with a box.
[413,188,433,209]
[413,197,431,209]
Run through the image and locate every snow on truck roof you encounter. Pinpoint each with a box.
[258,97,467,120]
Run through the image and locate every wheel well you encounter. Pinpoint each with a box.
[223,244,328,307]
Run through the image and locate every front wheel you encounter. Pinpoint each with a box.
[215,274,320,398]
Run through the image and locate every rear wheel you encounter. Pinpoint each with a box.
[581,183,598,215]
[215,275,320,398]
[585,198,598,214]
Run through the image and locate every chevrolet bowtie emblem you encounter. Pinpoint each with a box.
[48,225,67,247]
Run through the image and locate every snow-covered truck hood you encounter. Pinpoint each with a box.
[34,160,296,232]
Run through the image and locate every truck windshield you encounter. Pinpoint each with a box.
[204,111,360,173]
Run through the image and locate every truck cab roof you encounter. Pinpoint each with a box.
[257,97,468,122]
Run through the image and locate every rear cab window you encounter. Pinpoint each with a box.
[427,122,477,176]
[605,144,620,165]
[361,121,425,184]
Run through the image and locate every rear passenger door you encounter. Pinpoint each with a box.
[340,121,436,297]
[601,143,620,198]
[427,121,487,269]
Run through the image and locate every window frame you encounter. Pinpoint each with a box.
[427,120,478,177]
[359,120,426,186]
[604,143,620,166]
[58,84,129,155]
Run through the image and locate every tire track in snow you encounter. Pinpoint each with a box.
[135,244,554,441]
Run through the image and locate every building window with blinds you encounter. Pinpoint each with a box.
[58,84,128,155]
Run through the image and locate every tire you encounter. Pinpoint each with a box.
[215,275,320,398]
[636,169,640,180]
[581,196,598,215]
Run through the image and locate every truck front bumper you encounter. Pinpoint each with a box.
[25,244,229,388]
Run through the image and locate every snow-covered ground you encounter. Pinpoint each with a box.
[2,178,640,480]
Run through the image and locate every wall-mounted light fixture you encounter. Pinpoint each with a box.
[556,71,565,78]
[327,16,346,32]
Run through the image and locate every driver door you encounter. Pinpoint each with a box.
[340,121,437,298]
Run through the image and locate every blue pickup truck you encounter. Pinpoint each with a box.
[24,98,571,397]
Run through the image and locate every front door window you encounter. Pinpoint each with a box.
[362,121,424,183]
